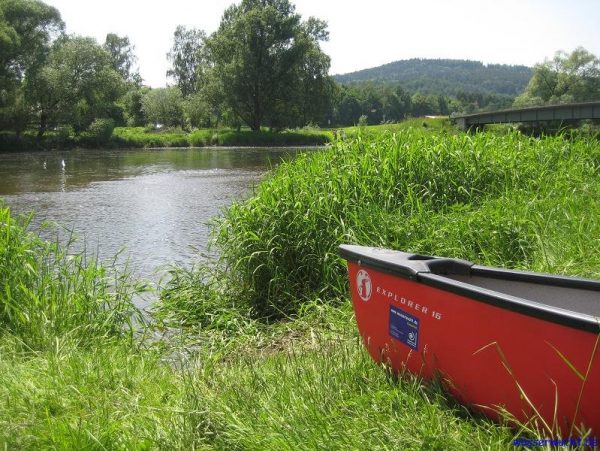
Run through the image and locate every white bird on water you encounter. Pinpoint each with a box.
[61,159,65,169]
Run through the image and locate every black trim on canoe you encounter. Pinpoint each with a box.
[339,245,600,333]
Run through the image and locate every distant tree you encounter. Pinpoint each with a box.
[378,84,409,122]
[361,84,383,124]
[141,86,184,127]
[206,0,332,131]
[437,95,449,115]
[26,36,124,135]
[183,92,212,128]
[120,85,149,126]
[392,85,412,119]
[515,47,600,106]
[410,93,440,117]
[104,33,141,85]
[332,82,413,126]
[335,88,362,125]
[167,26,207,98]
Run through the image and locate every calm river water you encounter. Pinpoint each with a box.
[0,147,310,286]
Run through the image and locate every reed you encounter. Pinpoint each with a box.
[0,207,145,350]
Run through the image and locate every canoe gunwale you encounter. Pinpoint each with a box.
[339,245,600,333]
[419,272,599,332]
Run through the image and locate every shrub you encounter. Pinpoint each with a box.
[84,118,116,145]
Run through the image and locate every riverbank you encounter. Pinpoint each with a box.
[0,207,514,448]
[0,118,453,152]
[0,126,332,152]
[2,126,599,447]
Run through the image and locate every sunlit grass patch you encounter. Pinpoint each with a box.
[180,317,514,450]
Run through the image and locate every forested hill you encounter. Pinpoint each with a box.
[334,59,532,96]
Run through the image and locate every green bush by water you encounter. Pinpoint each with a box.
[112,127,191,148]
[112,126,332,148]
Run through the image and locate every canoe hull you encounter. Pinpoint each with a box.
[346,261,600,434]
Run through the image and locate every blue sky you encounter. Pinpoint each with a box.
[44,0,600,87]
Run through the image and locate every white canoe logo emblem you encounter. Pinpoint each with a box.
[356,269,372,301]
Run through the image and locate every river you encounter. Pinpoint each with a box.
[0,147,311,288]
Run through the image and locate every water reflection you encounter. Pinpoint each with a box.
[0,147,311,286]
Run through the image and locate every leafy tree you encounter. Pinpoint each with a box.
[183,92,213,128]
[206,0,332,131]
[515,47,600,106]
[120,85,149,126]
[141,86,184,127]
[293,21,335,127]
[410,92,440,117]
[0,86,29,135]
[104,33,141,85]
[335,90,361,125]
[0,0,63,134]
[201,70,230,128]
[167,26,207,98]
[267,16,334,128]
[26,35,124,135]
[0,0,63,90]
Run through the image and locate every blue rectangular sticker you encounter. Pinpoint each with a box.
[389,305,419,350]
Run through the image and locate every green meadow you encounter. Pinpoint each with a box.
[2,124,599,448]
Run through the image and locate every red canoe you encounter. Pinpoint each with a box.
[339,245,600,435]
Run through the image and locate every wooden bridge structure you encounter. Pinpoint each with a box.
[452,101,600,130]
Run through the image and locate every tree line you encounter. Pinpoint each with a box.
[1,0,599,141]
[334,59,532,97]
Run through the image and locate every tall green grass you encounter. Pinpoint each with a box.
[0,207,144,350]
[0,302,517,450]
[208,129,600,316]
[0,338,186,449]
[179,316,514,450]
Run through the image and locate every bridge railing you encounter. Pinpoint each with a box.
[451,101,600,129]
